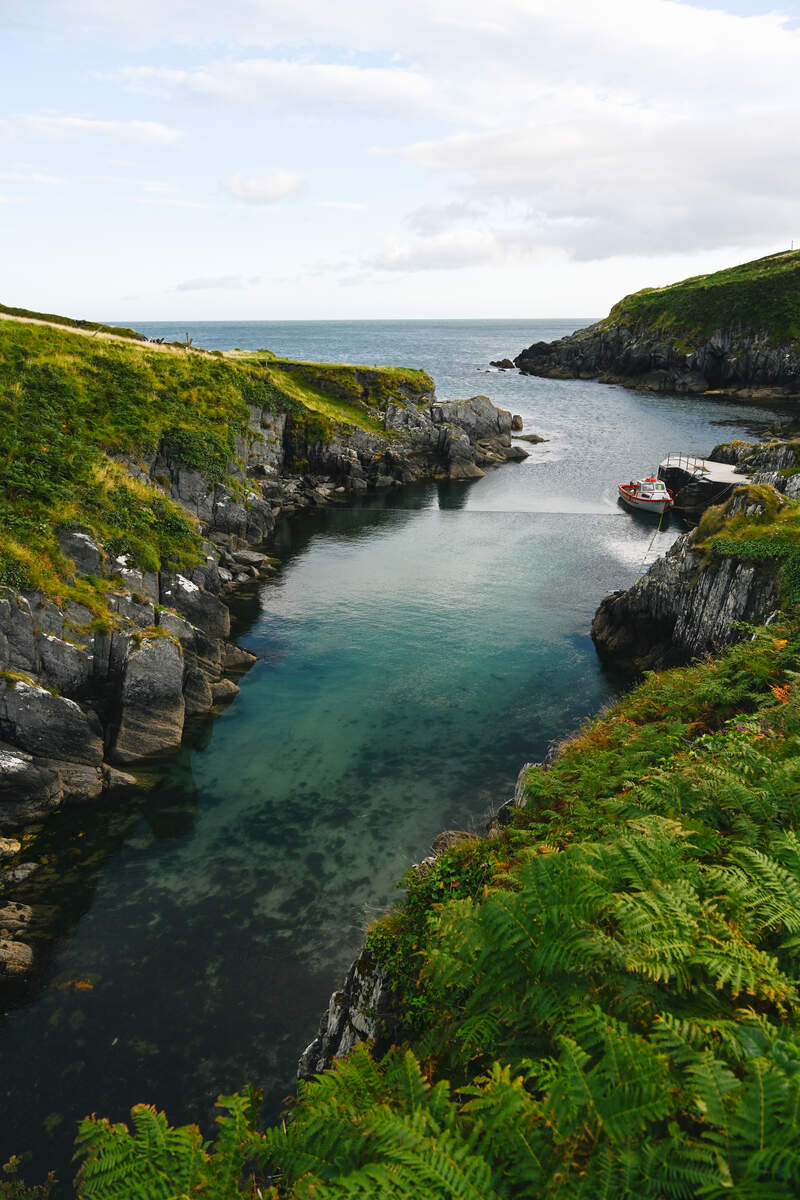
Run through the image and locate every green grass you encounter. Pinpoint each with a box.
[0,302,147,342]
[604,249,800,346]
[0,316,427,604]
[693,485,800,606]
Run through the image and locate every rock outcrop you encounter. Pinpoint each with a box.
[514,321,800,399]
[298,946,395,1079]
[591,486,782,673]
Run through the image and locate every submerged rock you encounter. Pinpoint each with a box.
[0,936,33,978]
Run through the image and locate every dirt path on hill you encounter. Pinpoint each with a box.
[0,311,213,356]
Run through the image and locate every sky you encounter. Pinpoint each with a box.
[1,0,799,320]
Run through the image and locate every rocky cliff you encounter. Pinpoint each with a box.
[514,250,800,399]
[590,472,798,672]
[0,315,525,981]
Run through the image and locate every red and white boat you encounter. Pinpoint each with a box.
[618,476,673,515]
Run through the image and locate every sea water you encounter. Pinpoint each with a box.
[0,320,775,1186]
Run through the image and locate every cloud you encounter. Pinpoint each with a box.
[0,114,181,143]
[0,169,63,184]
[223,169,303,205]
[370,229,506,273]
[318,200,366,211]
[176,274,261,291]
[112,58,446,119]
[405,200,485,236]
[395,107,800,260]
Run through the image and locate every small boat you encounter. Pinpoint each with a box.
[618,476,673,515]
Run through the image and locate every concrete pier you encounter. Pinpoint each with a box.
[658,452,749,517]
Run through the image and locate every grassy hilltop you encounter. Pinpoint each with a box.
[0,312,431,607]
[605,249,800,345]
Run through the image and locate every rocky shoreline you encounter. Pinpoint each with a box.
[511,321,800,401]
[0,383,528,982]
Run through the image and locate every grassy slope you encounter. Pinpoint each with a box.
[0,303,147,342]
[0,318,431,606]
[603,249,800,346]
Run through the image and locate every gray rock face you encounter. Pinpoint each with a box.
[515,321,800,397]
[110,637,186,763]
[57,527,103,576]
[160,574,230,639]
[591,531,780,672]
[431,394,513,439]
[0,590,37,675]
[36,632,92,695]
[0,680,103,765]
[298,946,395,1079]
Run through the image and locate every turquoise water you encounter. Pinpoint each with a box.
[0,320,777,1188]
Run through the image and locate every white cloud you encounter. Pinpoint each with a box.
[223,169,303,205]
[395,107,800,259]
[406,200,485,236]
[319,200,366,211]
[176,274,261,290]
[112,59,447,119]
[0,169,63,184]
[0,114,181,143]
[370,229,506,272]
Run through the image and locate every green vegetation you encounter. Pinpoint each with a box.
[693,485,800,606]
[0,303,146,342]
[0,315,425,603]
[605,249,800,346]
[68,609,800,1197]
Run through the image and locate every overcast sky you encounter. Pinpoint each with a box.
[2,0,798,319]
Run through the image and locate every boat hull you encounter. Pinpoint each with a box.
[618,485,672,515]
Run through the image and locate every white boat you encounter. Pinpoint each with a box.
[618,476,673,515]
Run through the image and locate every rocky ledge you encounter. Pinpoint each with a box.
[1,384,523,981]
[513,321,800,399]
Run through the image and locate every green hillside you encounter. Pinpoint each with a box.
[605,249,800,345]
[0,316,431,607]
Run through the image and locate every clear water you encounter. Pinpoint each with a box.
[0,320,776,1189]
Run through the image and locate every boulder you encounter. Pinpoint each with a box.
[511,414,523,430]
[489,358,515,370]
[0,936,33,978]
[35,632,93,695]
[160,574,230,639]
[223,643,257,671]
[231,549,267,568]
[57,527,103,576]
[5,862,39,884]
[0,680,103,765]
[212,679,240,704]
[0,837,21,861]
[110,637,186,764]
[0,902,33,934]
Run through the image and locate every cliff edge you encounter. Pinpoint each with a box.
[514,250,800,398]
